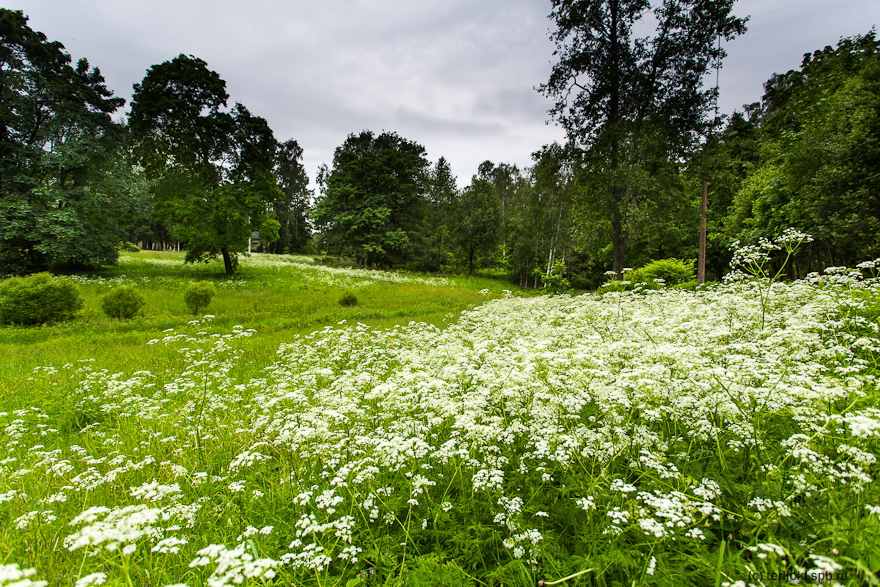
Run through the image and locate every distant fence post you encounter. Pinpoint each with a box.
[698,179,708,284]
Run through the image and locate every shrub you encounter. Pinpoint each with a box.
[184,281,216,315]
[338,291,358,307]
[630,258,696,286]
[101,285,146,319]
[0,272,83,325]
[118,242,140,252]
[536,260,570,294]
[673,280,699,290]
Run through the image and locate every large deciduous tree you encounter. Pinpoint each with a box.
[129,54,280,276]
[540,0,747,276]
[0,9,128,273]
[312,130,429,267]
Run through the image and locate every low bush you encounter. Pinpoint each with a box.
[630,258,695,285]
[184,281,216,315]
[338,290,358,307]
[101,285,146,319]
[601,259,696,293]
[0,272,83,325]
[533,260,571,294]
[673,280,699,290]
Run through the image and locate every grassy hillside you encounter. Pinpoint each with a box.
[0,252,516,412]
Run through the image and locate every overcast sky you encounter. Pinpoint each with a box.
[12,0,880,187]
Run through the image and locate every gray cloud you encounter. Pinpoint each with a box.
[718,0,880,114]
[12,0,880,185]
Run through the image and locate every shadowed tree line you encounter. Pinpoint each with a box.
[2,6,878,284]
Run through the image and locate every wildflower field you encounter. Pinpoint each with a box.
[1,254,880,586]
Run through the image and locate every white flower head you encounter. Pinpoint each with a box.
[75,572,107,587]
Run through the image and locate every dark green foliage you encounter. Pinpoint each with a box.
[539,0,747,275]
[118,242,141,253]
[313,130,429,267]
[270,139,312,254]
[120,168,174,253]
[338,291,358,307]
[453,178,502,275]
[602,258,696,291]
[0,9,130,273]
[129,54,230,171]
[129,55,281,276]
[183,281,216,315]
[0,272,83,325]
[412,157,458,272]
[504,146,579,288]
[100,285,146,320]
[685,111,763,280]
[727,31,880,267]
[535,260,571,293]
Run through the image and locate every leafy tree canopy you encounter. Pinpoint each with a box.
[313,130,429,266]
[412,156,458,272]
[454,177,502,275]
[129,54,280,275]
[271,139,311,254]
[0,9,129,273]
[727,31,880,266]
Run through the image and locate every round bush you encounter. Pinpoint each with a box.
[338,291,358,307]
[101,285,146,320]
[184,281,216,315]
[0,272,83,325]
[630,258,696,286]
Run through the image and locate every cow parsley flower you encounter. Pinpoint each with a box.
[75,572,107,587]
[0,564,47,587]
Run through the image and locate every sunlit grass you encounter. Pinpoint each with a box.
[0,252,512,412]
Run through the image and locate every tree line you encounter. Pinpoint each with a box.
[2,5,877,285]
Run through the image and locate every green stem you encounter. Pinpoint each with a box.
[541,567,593,585]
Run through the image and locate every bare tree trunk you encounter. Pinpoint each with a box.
[221,247,234,277]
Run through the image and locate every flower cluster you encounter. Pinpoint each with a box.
[1,260,878,585]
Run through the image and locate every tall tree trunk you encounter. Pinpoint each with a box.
[611,191,627,278]
[609,0,626,279]
[221,246,234,276]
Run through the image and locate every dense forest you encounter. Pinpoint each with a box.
[1,6,878,286]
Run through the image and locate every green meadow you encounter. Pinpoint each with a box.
[1,252,879,587]
[0,252,514,413]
